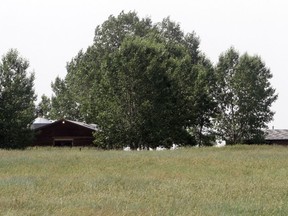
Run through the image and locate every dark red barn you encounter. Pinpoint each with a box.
[31,118,97,146]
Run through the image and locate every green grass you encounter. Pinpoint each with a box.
[1,145,288,215]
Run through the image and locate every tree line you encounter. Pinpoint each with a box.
[0,11,277,149]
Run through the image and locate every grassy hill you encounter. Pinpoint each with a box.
[1,145,288,215]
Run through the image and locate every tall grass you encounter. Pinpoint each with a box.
[1,145,288,215]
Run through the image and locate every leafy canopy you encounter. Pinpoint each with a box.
[0,49,36,149]
[49,12,277,148]
[214,47,277,144]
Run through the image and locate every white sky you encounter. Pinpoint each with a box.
[1,0,288,129]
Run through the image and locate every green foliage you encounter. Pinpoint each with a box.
[36,94,51,118]
[183,56,218,146]
[93,11,153,52]
[94,37,192,148]
[214,47,278,144]
[50,11,212,148]
[0,49,36,149]
[49,12,277,148]
[50,77,83,121]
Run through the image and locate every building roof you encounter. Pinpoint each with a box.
[33,117,52,124]
[32,118,97,131]
[31,117,53,129]
[66,120,98,131]
[265,129,288,140]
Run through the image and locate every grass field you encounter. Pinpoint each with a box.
[1,145,288,215]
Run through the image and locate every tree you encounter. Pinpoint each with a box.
[37,94,52,118]
[94,37,192,149]
[0,49,36,149]
[93,11,153,52]
[53,11,154,124]
[156,17,218,145]
[50,11,217,148]
[50,77,83,121]
[187,56,218,146]
[214,47,277,144]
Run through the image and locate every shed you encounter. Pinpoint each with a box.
[32,119,97,147]
[265,129,288,145]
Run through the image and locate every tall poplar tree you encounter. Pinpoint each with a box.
[214,47,277,144]
[0,49,36,148]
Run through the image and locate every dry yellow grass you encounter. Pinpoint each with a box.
[1,145,288,215]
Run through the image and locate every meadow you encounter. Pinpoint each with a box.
[1,145,288,216]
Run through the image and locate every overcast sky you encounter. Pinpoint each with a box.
[1,0,288,128]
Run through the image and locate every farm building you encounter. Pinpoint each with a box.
[31,118,97,146]
[265,129,288,145]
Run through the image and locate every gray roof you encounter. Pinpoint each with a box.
[33,117,52,124]
[31,117,53,129]
[31,118,98,131]
[68,120,98,131]
[265,129,288,140]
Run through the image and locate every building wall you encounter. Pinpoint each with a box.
[266,140,288,145]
